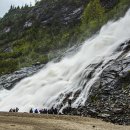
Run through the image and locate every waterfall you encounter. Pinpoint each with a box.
[0,9,130,112]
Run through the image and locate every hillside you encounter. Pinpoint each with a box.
[0,0,130,75]
[1,0,130,126]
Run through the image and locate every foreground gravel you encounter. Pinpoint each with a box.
[0,112,130,130]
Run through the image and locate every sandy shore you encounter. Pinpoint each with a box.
[0,112,129,130]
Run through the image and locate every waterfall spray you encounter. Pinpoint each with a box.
[0,9,130,112]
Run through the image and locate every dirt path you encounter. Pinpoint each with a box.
[0,112,129,130]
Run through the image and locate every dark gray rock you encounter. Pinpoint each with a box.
[30,0,89,26]
[63,40,130,125]
[84,51,130,124]
[0,64,44,90]
[100,0,118,8]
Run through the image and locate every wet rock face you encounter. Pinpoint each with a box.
[100,0,118,8]
[83,42,130,124]
[0,64,44,90]
[85,58,130,124]
[66,40,130,125]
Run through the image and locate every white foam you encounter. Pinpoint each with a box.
[0,9,130,112]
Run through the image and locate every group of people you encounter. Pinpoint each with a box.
[9,99,72,115]
[29,99,72,115]
[29,107,58,114]
[9,107,19,112]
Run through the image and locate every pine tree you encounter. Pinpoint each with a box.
[17,6,20,9]
[10,5,14,11]
[30,2,32,7]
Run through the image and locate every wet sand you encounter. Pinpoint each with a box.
[0,112,129,130]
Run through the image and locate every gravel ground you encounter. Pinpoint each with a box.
[0,112,129,130]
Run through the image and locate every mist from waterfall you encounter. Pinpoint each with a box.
[0,9,130,112]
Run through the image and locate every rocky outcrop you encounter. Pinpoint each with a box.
[100,0,118,8]
[0,64,44,90]
[29,0,89,26]
[59,40,130,125]
[73,41,130,125]
[1,40,130,125]
[0,0,130,125]
[85,58,130,125]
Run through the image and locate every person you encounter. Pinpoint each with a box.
[13,109,16,112]
[34,109,38,113]
[68,99,72,113]
[48,109,50,114]
[68,99,72,108]
[16,107,19,112]
[44,109,47,114]
[39,109,43,114]
[54,108,58,114]
[9,108,13,112]
[51,107,54,114]
[30,108,33,113]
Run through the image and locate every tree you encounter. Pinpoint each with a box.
[9,5,15,11]
[30,2,32,7]
[24,4,29,9]
[17,6,20,9]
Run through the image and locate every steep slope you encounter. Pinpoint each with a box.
[74,41,130,125]
[0,0,130,75]
[0,0,130,126]
[0,7,130,126]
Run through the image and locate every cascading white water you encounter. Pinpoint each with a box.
[0,9,130,112]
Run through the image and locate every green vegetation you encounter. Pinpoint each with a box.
[90,95,98,103]
[0,0,130,75]
[80,0,130,40]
